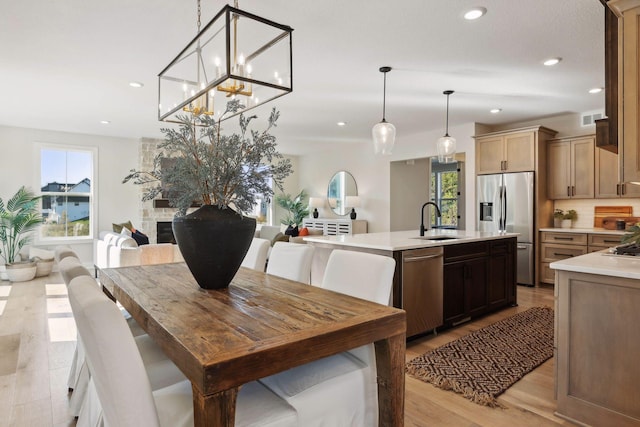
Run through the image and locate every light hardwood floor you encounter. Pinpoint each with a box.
[0,273,573,426]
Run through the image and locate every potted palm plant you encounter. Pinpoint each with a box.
[124,100,292,289]
[0,187,42,282]
[275,190,309,228]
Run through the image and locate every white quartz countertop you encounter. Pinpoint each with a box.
[303,229,518,251]
[550,250,640,280]
[539,227,626,235]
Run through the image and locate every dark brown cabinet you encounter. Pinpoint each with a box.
[443,238,516,327]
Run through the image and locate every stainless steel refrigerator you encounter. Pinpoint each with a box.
[477,172,534,286]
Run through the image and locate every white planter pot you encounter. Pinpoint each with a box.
[0,265,8,281]
[6,261,37,282]
[554,218,563,228]
[561,219,573,228]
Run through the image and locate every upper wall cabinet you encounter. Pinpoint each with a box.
[547,136,595,199]
[595,146,640,198]
[609,1,640,183]
[475,126,557,175]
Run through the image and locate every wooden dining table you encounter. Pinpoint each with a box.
[98,262,406,427]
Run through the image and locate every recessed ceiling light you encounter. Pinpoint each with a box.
[337,121,347,126]
[463,7,487,20]
[100,120,111,125]
[490,108,502,114]
[129,81,144,88]
[588,87,603,94]
[543,57,562,66]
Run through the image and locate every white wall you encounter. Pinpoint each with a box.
[0,125,140,264]
[298,122,477,233]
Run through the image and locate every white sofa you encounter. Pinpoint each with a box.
[95,231,183,269]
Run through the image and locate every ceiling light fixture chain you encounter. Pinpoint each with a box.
[372,66,396,156]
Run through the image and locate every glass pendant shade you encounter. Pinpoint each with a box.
[437,134,456,163]
[372,120,396,155]
[372,66,395,155]
[158,4,293,123]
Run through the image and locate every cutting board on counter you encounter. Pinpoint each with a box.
[594,206,633,228]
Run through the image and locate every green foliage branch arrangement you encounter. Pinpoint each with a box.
[124,100,292,216]
[275,190,309,227]
[0,187,42,264]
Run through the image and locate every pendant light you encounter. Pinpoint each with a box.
[158,0,293,123]
[437,90,456,163]
[372,66,396,155]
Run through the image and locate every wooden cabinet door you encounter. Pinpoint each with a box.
[443,261,467,325]
[466,257,488,318]
[487,239,515,309]
[548,141,571,199]
[621,6,640,185]
[504,131,535,172]
[595,146,621,198]
[571,136,595,198]
[476,136,505,174]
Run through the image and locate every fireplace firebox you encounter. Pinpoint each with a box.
[157,221,176,244]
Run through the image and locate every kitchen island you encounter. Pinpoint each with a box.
[551,252,640,427]
[305,229,518,338]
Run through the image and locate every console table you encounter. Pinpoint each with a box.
[303,218,367,235]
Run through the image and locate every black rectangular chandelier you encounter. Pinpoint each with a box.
[158,4,293,123]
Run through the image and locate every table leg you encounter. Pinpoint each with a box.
[192,384,238,427]
[374,332,406,426]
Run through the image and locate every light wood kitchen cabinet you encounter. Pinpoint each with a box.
[595,141,640,198]
[539,231,623,284]
[547,135,595,199]
[609,1,640,185]
[475,126,557,174]
[555,269,640,426]
[540,232,588,284]
[588,233,624,252]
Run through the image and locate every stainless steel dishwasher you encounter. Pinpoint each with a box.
[401,246,444,337]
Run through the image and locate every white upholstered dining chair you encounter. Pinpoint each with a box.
[266,242,314,284]
[241,237,271,271]
[259,249,396,427]
[68,275,299,427]
[60,257,183,418]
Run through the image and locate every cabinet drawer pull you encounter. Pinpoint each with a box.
[617,183,621,195]
[553,236,574,241]
[567,186,571,197]
[404,254,442,262]
[553,252,575,257]
[603,239,620,244]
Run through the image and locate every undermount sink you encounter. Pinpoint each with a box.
[411,235,459,241]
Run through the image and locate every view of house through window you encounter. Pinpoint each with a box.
[430,160,460,229]
[39,146,94,239]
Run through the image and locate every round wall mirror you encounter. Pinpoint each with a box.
[327,171,358,216]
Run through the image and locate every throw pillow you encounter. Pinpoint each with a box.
[120,227,132,237]
[271,232,288,246]
[131,229,149,246]
[284,225,299,237]
[298,227,309,236]
[112,220,134,233]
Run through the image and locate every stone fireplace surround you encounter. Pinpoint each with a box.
[138,138,179,244]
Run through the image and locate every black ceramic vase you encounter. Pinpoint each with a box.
[172,205,256,289]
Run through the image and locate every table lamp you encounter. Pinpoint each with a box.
[345,196,361,220]
[309,197,325,218]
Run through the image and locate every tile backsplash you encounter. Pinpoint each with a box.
[554,199,640,229]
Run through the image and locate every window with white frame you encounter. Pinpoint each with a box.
[39,145,95,239]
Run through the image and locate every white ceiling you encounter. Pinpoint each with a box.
[0,0,605,156]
